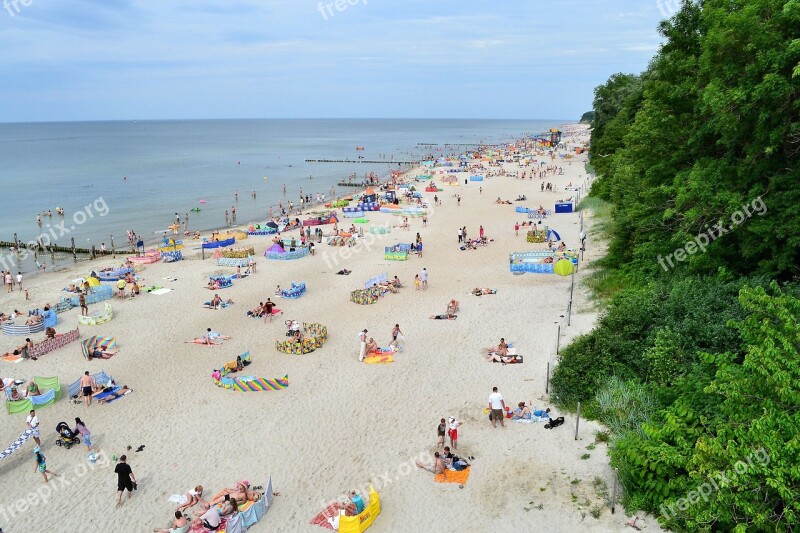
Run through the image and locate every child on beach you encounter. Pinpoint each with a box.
[414,274,420,291]
[447,417,462,450]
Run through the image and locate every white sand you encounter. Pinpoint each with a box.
[0,124,660,532]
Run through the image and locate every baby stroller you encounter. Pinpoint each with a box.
[55,422,80,449]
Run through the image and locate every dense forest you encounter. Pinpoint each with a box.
[553,1,800,530]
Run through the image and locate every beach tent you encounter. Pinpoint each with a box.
[267,243,286,254]
[265,221,279,229]
[6,377,61,414]
[547,229,561,242]
[362,188,377,204]
[81,336,117,360]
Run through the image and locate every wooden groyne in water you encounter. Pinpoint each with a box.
[305,159,418,164]
[0,237,122,259]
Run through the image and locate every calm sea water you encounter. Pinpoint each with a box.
[0,119,562,274]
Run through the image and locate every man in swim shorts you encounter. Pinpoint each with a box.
[80,371,96,407]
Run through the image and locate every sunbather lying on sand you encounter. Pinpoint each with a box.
[205,481,262,506]
[97,386,132,404]
[472,288,496,296]
[430,314,457,320]
[89,348,118,359]
[486,353,522,364]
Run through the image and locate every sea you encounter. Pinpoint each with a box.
[0,119,564,274]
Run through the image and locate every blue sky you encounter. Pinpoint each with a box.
[0,0,670,122]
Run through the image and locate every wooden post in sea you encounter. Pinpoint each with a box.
[91,245,96,260]
[110,235,115,258]
[71,238,76,261]
[13,233,19,250]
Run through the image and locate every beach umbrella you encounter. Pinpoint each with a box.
[554,259,575,277]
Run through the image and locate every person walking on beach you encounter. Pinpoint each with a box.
[73,417,96,452]
[514,222,519,236]
[358,329,368,362]
[389,324,402,349]
[457,228,462,243]
[488,387,506,429]
[420,268,428,290]
[115,455,137,507]
[437,418,446,448]
[79,292,88,316]
[26,409,41,446]
[457,195,461,206]
[5,271,11,293]
[414,274,420,290]
[114,455,136,507]
[33,446,58,483]
[479,226,485,239]
[80,371,97,407]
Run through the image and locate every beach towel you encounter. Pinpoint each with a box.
[435,466,471,485]
[141,285,162,293]
[151,288,173,295]
[364,354,395,364]
[310,503,341,530]
[1,354,23,363]
[101,387,133,404]
[0,429,34,462]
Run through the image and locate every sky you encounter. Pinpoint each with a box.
[0,0,673,122]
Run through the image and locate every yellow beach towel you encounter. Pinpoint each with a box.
[364,354,394,364]
[435,467,471,485]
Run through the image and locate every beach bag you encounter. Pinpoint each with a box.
[544,416,565,429]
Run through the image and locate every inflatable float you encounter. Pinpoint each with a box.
[128,250,161,264]
[202,237,235,249]
[211,352,289,392]
[77,303,113,326]
[96,267,134,282]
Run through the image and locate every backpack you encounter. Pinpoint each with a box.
[544,416,565,429]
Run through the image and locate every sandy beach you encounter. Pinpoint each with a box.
[0,124,659,532]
